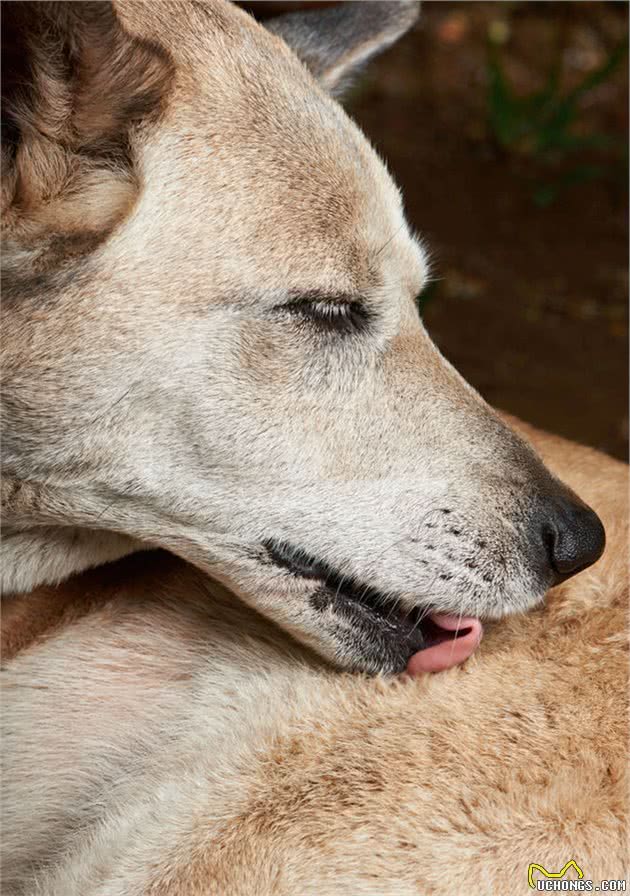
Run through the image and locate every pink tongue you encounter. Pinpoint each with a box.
[406,613,483,676]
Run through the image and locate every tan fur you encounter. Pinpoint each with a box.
[2,421,628,895]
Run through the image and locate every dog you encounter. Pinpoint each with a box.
[1,1,626,892]
[1,0,606,674]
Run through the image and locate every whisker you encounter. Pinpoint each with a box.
[372,221,405,260]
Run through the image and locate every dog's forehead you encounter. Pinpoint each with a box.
[137,2,427,297]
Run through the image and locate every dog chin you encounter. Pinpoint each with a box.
[261,539,485,676]
[317,594,484,676]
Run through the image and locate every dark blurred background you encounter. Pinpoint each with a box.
[243,2,628,460]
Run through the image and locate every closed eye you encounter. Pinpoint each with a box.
[274,291,373,334]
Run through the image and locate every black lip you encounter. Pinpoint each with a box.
[263,539,407,618]
[262,538,445,673]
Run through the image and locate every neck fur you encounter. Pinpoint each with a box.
[1,526,145,595]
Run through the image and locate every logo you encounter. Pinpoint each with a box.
[528,861,584,889]
[527,862,627,892]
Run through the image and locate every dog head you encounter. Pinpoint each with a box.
[1,1,605,673]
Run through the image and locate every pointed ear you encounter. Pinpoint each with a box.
[265,1,419,96]
[1,2,173,296]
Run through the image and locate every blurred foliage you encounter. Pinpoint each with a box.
[486,35,628,205]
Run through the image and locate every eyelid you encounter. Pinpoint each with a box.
[275,295,372,333]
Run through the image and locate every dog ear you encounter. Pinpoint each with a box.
[265,1,419,96]
[1,1,173,296]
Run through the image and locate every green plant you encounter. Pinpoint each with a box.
[486,36,628,205]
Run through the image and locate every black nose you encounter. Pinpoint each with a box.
[543,500,606,582]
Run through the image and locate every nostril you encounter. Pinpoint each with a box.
[545,503,606,580]
[541,523,557,567]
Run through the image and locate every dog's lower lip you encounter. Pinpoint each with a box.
[262,539,483,672]
[263,538,421,631]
